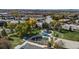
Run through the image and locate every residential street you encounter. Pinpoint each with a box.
[20,41,47,49]
[59,38,79,49]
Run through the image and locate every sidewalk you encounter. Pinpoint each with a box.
[58,38,79,49]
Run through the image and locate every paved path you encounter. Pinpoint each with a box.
[19,39,79,49]
[58,38,79,49]
[19,41,47,49]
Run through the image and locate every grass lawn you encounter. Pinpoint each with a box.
[62,31,79,41]
[9,36,24,48]
[54,29,79,41]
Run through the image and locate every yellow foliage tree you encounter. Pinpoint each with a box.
[26,17,37,27]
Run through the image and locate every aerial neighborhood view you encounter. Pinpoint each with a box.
[0,9,79,49]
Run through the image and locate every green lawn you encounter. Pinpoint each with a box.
[62,31,79,41]
[54,30,79,41]
[9,36,24,48]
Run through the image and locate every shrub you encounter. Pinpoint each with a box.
[0,37,12,49]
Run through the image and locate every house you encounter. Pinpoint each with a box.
[59,19,70,22]
[45,16,52,24]
[62,24,79,31]
[10,20,19,24]
[21,16,28,20]
[10,20,25,24]
[36,22,43,28]
[75,20,79,24]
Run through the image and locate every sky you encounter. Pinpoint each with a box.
[0,0,79,9]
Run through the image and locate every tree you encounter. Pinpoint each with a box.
[1,29,7,36]
[42,22,49,29]
[7,22,16,33]
[15,23,28,37]
[50,18,63,32]
[26,17,37,28]
[15,17,38,37]
[3,22,7,28]
[25,17,37,34]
